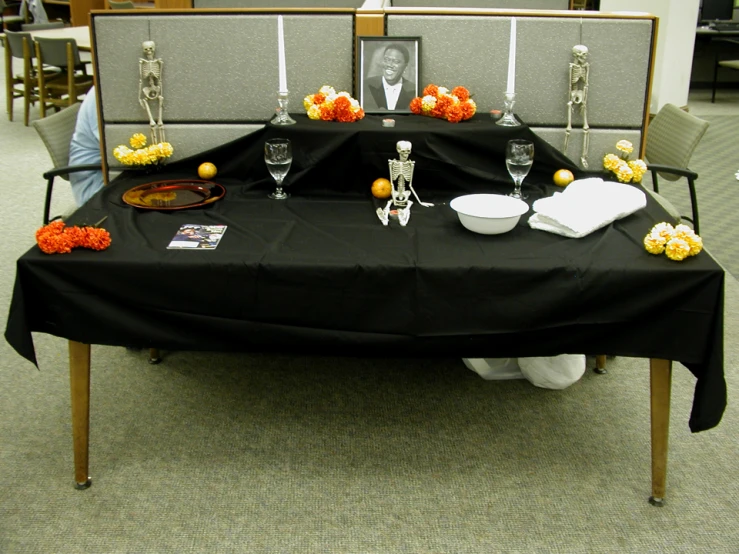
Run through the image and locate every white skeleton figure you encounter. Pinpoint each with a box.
[564,44,590,168]
[377,141,432,227]
[139,41,165,144]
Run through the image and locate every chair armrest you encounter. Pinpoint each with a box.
[647,164,698,181]
[42,164,102,180]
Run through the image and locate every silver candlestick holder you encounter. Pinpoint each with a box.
[496,92,520,127]
[270,90,296,126]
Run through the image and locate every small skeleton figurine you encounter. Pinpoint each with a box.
[377,141,433,227]
[139,41,165,144]
[564,44,590,168]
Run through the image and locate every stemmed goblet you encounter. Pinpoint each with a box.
[265,138,292,200]
[505,139,534,200]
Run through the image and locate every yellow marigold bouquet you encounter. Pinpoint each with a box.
[303,86,365,123]
[643,222,703,261]
[410,84,476,123]
[113,133,174,166]
[603,140,647,183]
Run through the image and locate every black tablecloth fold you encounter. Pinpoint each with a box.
[4,114,726,433]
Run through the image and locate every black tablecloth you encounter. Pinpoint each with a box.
[5,114,726,432]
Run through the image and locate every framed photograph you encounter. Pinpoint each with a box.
[357,36,421,114]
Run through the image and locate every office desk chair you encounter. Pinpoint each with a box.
[32,102,101,224]
[644,103,709,235]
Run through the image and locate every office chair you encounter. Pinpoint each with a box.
[644,103,710,235]
[31,102,102,224]
[34,36,94,118]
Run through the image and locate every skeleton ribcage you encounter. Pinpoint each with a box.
[571,65,586,84]
[141,60,161,80]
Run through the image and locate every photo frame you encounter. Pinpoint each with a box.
[357,36,421,114]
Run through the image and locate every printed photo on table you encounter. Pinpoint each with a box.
[358,36,420,114]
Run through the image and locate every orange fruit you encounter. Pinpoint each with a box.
[553,169,574,187]
[371,177,392,199]
[198,162,218,180]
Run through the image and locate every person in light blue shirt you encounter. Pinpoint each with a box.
[68,88,104,206]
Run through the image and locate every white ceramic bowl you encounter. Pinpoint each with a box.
[449,194,529,235]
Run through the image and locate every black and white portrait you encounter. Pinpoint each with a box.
[358,37,420,114]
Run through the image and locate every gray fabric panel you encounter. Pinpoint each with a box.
[532,127,642,171]
[94,14,354,123]
[392,0,569,8]
[104,123,264,169]
[194,0,363,6]
[387,15,652,128]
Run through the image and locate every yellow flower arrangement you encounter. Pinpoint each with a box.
[602,140,647,184]
[643,222,703,261]
[113,133,174,166]
[303,85,365,123]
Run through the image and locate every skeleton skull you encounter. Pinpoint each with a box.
[396,140,411,161]
[572,44,589,64]
[143,40,156,59]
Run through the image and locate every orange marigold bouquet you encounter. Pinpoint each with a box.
[35,220,112,255]
[303,85,365,123]
[410,84,477,123]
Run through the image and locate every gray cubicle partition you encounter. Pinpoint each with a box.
[385,10,655,168]
[92,11,355,172]
[91,8,655,174]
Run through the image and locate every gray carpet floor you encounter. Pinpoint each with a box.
[0,59,738,552]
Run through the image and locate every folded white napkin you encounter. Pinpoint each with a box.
[528,177,646,238]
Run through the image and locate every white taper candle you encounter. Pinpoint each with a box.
[506,17,516,95]
[278,15,287,93]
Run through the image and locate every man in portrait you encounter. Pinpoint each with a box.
[363,42,416,112]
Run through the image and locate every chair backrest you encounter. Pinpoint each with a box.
[32,102,82,180]
[34,36,82,69]
[4,30,35,61]
[109,0,135,8]
[22,21,65,31]
[645,103,710,182]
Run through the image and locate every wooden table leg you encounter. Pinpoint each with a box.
[594,354,607,374]
[69,340,92,490]
[649,358,672,506]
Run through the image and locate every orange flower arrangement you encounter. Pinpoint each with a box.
[35,220,112,255]
[303,86,365,123]
[410,84,477,123]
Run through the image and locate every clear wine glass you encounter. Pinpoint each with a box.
[265,138,292,200]
[505,139,534,200]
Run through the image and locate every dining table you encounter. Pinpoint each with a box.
[28,24,91,51]
[4,114,727,505]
